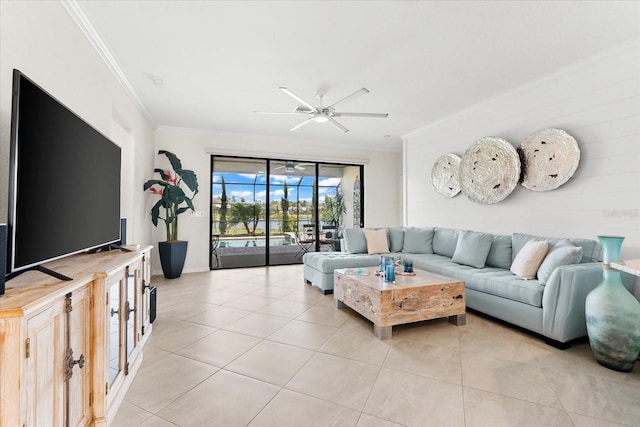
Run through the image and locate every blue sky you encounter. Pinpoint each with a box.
[212,173,341,203]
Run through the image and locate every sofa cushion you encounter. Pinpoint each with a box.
[343,228,367,254]
[451,230,493,268]
[433,228,459,257]
[402,227,434,253]
[388,227,405,253]
[511,241,548,279]
[486,234,512,269]
[405,253,544,307]
[363,228,390,254]
[537,239,583,284]
[303,252,380,273]
[512,233,600,263]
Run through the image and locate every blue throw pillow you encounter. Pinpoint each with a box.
[537,239,583,284]
[512,233,599,263]
[343,228,367,254]
[388,227,405,253]
[433,228,459,257]
[486,234,513,269]
[402,227,434,253]
[451,230,493,268]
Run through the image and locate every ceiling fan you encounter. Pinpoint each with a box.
[254,87,389,133]
[273,161,313,172]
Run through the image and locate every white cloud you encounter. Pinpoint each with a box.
[238,173,257,179]
[230,190,254,199]
[318,177,341,187]
[271,189,285,197]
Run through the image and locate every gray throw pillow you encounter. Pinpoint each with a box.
[343,228,367,254]
[433,228,459,257]
[451,230,493,268]
[402,227,434,253]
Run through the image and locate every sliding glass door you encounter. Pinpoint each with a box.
[211,156,363,269]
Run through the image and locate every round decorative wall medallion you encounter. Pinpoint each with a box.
[431,153,461,198]
[518,128,580,191]
[459,137,521,205]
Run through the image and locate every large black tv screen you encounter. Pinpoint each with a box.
[8,70,121,274]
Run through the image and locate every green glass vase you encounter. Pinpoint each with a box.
[585,236,640,372]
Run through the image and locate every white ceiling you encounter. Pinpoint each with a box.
[72,1,640,152]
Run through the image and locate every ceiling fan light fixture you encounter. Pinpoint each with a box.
[313,115,329,123]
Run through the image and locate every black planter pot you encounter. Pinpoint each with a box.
[158,241,188,279]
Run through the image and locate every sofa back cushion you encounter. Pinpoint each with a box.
[486,234,513,269]
[388,226,405,253]
[433,228,459,257]
[451,230,493,268]
[402,227,434,253]
[343,228,367,254]
[512,233,601,263]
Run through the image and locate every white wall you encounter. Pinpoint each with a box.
[0,2,155,246]
[151,128,402,274]
[404,39,640,260]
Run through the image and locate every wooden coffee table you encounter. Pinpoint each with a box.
[334,267,466,340]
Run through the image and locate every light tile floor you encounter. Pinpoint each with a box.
[113,265,640,427]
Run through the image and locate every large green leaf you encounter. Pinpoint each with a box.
[150,199,163,227]
[178,169,199,193]
[144,179,168,191]
[158,150,183,173]
[185,197,195,211]
[164,185,186,204]
[155,168,170,180]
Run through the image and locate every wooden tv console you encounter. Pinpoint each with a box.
[0,245,153,427]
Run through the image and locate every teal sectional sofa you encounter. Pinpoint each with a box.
[303,226,636,347]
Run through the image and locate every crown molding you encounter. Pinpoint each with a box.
[61,0,156,128]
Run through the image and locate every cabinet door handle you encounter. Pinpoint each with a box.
[65,349,85,380]
[125,300,137,321]
[110,307,119,317]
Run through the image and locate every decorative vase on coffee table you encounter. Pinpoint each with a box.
[585,236,640,372]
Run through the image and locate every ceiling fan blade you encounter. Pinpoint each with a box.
[332,112,389,118]
[290,118,313,132]
[295,165,305,170]
[327,88,369,109]
[254,110,311,115]
[279,87,317,112]
[328,117,349,133]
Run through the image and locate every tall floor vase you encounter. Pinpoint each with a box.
[585,236,640,372]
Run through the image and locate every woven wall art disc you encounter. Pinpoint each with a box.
[518,128,580,191]
[431,153,461,198]
[459,137,521,205]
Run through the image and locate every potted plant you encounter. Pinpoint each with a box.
[144,150,199,278]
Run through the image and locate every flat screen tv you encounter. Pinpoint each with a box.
[6,70,121,285]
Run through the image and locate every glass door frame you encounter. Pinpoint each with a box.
[210,155,364,269]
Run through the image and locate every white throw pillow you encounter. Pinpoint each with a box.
[363,228,390,255]
[510,241,548,280]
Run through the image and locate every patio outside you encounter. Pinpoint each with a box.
[211,157,362,268]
